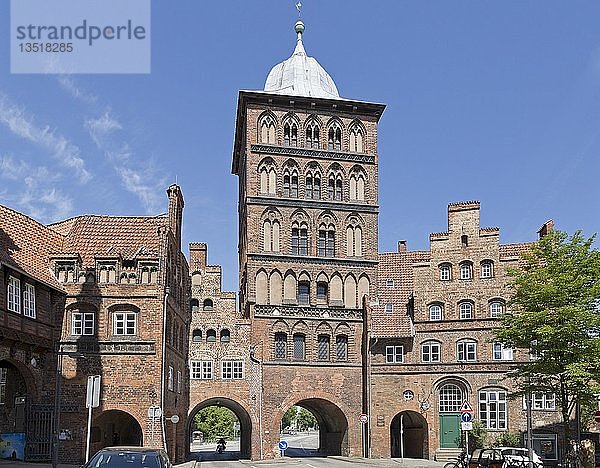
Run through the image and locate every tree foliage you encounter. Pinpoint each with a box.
[494,230,600,445]
[193,406,238,441]
[281,406,319,431]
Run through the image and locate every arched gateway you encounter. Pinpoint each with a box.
[187,398,252,459]
[390,411,428,459]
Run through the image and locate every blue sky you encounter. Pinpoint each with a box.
[1,1,600,293]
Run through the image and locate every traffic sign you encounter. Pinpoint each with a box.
[86,375,101,408]
[461,422,473,431]
[169,415,180,424]
[594,411,600,423]
[278,440,288,451]
[461,412,473,423]
[359,413,369,424]
[460,401,474,413]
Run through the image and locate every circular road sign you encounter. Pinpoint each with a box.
[359,414,368,424]
[278,440,289,451]
[594,411,600,423]
[169,415,180,424]
[461,412,473,423]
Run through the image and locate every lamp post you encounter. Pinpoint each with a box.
[52,346,85,468]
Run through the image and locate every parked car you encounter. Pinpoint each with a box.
[496,447,543,468]
[82,447,172,468]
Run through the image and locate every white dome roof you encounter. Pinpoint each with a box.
[264,21,340,99]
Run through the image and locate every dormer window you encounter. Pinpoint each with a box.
[98,262,117,283]
[55,260,77,283]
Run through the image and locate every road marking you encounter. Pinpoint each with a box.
[306,464,317,468]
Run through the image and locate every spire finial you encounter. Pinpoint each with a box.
[296,1,302,18]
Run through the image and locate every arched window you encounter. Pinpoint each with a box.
[283,272,297,303]
[305,166,322,200]
[336,335,348,361]
[256,270,268,304]
[328,174,343,201]
[330,275,343,305]
[275,332,287,359]
[459,261,473,280]
[220,329,230,342]
[318,224,335,257]
[297,281,310,305]
[192,329,202,342]
[190,298,199,312]
[328,122,342,150]
[349,123,364,153]
[269,270,282,305]
[283,120,298,147]
[306,121,320,148]
[349,170,366,201]
[283,167,299,198]
[457,339,477,361]
[489,300,505,318]
[263,219,280,252]
[459,301,473,319]
[203,299,213,311]
[429,303,443,321]
[316,281,328,303]
[479,388,508,430]
[291,224,308,256]
[439,384,463,412]
[481,260,494,278]
[346,225,362,257]
[357,276,370,305]
[422,340,441,362]
[258,159,277,195]
[344,275,357,308]
[293,334,306,360]
[259,114,276,144]
[206,329,217,342]
[439,263,452,281]
[317,335,330,360]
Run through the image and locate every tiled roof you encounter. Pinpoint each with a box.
[50,215,167,267]
[373,250,429,338]
[0,204,65,289]
[499,242,533,259]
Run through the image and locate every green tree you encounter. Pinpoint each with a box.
[494,230,600,448]
[296,408,318,431]
[282,407,296,430]
[193,406,238,441]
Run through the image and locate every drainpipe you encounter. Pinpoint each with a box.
[160,287,170,453]
[249,346,264,460]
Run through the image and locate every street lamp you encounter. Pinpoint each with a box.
[52,347,86,468]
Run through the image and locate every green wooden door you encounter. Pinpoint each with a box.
[440,414,460,448]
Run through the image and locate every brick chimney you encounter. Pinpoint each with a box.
[397,240,407,252]
[537,220,554,239]
[167,184,184,248]
[189,242,207,273]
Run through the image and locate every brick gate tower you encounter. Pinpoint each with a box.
[232,19,385,459]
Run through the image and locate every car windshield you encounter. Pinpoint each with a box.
[88,451,161,468]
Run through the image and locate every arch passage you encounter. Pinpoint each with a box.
[292,398,348,457]
[390,411,428,459]
[91,410,143,452]
[187,398,252,460]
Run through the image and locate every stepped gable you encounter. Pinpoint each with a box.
[50,214,167,267]
[0,204,65,289]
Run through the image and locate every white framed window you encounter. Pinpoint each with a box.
[439,384,463,412]
[385,303,393,313]
[429,304,442,321]
[222,360,244,379]
[479,389,507,430]
[167,366,174,391]
[481,260,494,278]
[489,301,504,318]
[523,392,556,411]
[386,279,394,287]
[23,283,36,318]
[0,367,6,404]
[177,370,182,394]
[72,312,95,335]
[457,340,477,361]
[385,345,403,363]
[422,341,441,363]
[113,311,136,335]
[439,264,451,281]
[459,262,472,280]
[7,276,21,314]
[459,302,473,319]
[191,360,213,379]
[492,343,513,361]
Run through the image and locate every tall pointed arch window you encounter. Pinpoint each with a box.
[346,219,363,257]
[283,166,299,198]
[291,223,308,256]
[305,167,321,200]
[349,123,364,152]
[283,119,298,147]
[263,217,280,252]
[318,223,336,257]
[306,122,320,148]
[349,168,366,201]
[328,122,342,150]
[328,171,343,201]
[259,114,276,144]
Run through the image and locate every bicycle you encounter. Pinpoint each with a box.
[444,450,469,468]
